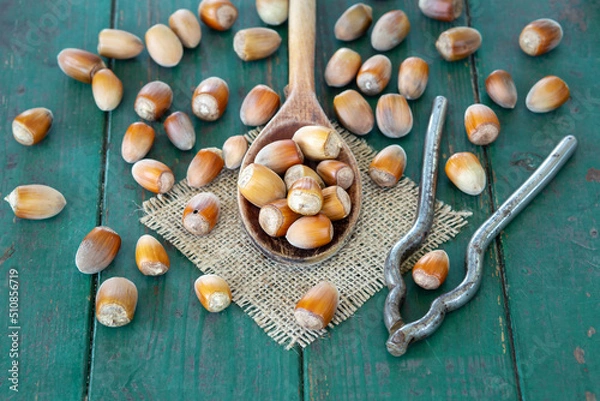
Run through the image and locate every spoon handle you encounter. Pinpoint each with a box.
[288,0,316,96]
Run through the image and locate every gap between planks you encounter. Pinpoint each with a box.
[465,1,523,399]
[83,0,119,399]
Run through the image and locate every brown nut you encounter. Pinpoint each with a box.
[286,214,334,250]
[240,84,280,126]
[324,48,362,88]
[12,107,53,146]
[316,160,354,190]
[333,89,374,136]
[222,135,248,170]
[284,164,325,190]
[183,192,220,235]
[295,281,339,330]
[145,24,184,67]
[233,27,282,61]
[334,3,373,41]
[134,81,173,121]
[412,250,449,290]
[398,57,429,100]
[445,152,486,196]
[256,0,289,26]
[258,198,301,237]
[369,144,407,187]
[192,77,229,121]
[121,122,155,164]
[194,274,232,312]
[525,75,570,113]
[169,9,202,49]
[57,48,106,84]
[238,163,287,207]
[164,111,196,151]
[356,54,392,96]
[292,125,342,160]
[131,159,175,194]
[96,277,138,327]
[97,29,144,59]
[320,186,351,221]
[370,10,410,52]
[519,18,563,57]
[485,70,518,109]
[4,184,66,220]
[92,69,123,112]
[198,0,238,31]
[436,27,482,61]
[287,177,323,216]
[464,104,500,145]
[255,139,304,174]
[418,0,463,22]
[376,94,413,138]
[135,235,170,276]
[186,148,224,188]
[75,226,121,274]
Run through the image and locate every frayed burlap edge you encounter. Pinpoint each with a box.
[141,124,471,349]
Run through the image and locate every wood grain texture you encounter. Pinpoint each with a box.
[304,1,517,400]
[472,0,600,399]
[0,0,598,399]
[0,0,110,399]
[87,1,301,400]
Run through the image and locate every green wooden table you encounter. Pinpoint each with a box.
[1,0,598,399]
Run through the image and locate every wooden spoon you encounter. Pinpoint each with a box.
[238,0,362,265]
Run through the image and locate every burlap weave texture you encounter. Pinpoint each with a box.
[141,127,471,348]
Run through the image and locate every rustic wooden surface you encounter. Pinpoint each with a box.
[0,0,598,400]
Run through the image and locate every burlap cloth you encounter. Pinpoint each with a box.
[140,125,471,349]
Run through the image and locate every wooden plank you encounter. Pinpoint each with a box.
[87,1,300,399]
[305,1,517,400]
[471,0,600,399]
[0,0,110,398]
